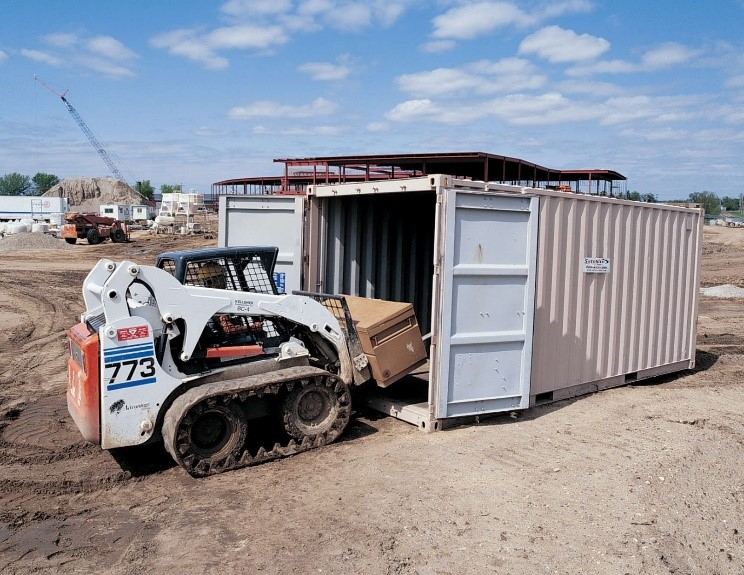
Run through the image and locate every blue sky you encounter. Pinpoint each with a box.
[1,0,743,199]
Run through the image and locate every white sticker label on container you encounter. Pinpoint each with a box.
[583,257,610,273]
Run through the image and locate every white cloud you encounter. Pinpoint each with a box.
[20,48,63,66]
[566,59,636,75]
[387,99,441,121]
[0,50,7,64]
[298,0,336,16]
[556,79,621,96]
[86,35,137,61]
[77,56,136,78]
[253,124,344,136]
[151,25,287,69]
[332,3,372,28]
[207,24,287,49]
[538,0,593,19]
[726,74,744,89]
[567,42,699,76]
[432,2,533,40]
[726,109,744,123]
[155,1,412,67]
[519,26,610,63]
[640,42,698,68]
[487,92,599,125]
[43,32,78,47]
[366,121,389,132]
[375,2,406,26]
[221,0,293,16]
[396,58,545,97]
[385,90,703,128]
[228,97,337,119]
[298,61,350,81]
[23,33,137,77]
[398,68,484,96]
[619,127,688,142]
[428,0,594,44]
[468,56,538,75]
[193,126,226,137]
[220,0,407,28]
[151,29,228,70]
[420,40,456,53]
[300,1,408,30]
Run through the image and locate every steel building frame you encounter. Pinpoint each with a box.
[210,152,627,203]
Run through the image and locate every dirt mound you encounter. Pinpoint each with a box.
[43,177,143,210]
[0,232,71,251]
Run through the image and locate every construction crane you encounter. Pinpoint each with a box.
[34,75,127,184]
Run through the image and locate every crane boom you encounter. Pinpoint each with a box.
[61,98,125,182]
[34,75,127,184]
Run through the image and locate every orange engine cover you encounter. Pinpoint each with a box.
[67,323,101,444]
[60,224,78,239]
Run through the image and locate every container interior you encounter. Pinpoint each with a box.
[319,191,437,332]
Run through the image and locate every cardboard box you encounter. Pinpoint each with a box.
[342,295,427,387]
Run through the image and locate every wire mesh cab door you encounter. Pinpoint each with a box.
[156,247,279,294]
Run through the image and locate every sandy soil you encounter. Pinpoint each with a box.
[1,227,744,574]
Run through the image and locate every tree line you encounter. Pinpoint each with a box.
[684,191,740,216]
[134,181,183,200]
[620,191,657,202]
[0,172,60,196]
[0,172,182,202]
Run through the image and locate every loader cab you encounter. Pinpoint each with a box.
[155,246,281,294]
[154,247,288,372]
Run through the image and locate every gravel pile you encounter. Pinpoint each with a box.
[0,232,72,251]
[700,284,744,298]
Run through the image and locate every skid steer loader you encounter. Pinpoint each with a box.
[66,248,424,477]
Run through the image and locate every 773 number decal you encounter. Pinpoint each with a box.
[105,357,156,386]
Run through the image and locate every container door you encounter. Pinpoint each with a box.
[433,191,538,418]
[219,195,304,293]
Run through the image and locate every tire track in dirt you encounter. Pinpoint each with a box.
[0,236,210,574]
[0,269,134,539]
[0,271,84,406]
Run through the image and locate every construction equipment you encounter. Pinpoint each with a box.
[61,212,129,245]
[34,75,128,184]
[66,248,426,476]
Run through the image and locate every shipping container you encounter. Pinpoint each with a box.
[219,195,305,294]
[216,176,702,429]
[303,175,702,428]
[0,196,68,223]
[99,204,132,222]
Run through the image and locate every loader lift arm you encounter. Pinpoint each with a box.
[82,258,359,381]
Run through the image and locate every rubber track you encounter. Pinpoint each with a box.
[162,365,351,477]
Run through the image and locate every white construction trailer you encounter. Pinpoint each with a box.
[219,175,703,429]
[99,204,132,222]
[131,204,156,221]
[0,196,68,224]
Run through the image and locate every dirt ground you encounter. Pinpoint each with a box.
[1,226,744,575]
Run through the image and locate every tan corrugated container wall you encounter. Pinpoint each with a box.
[530,191,702,395]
